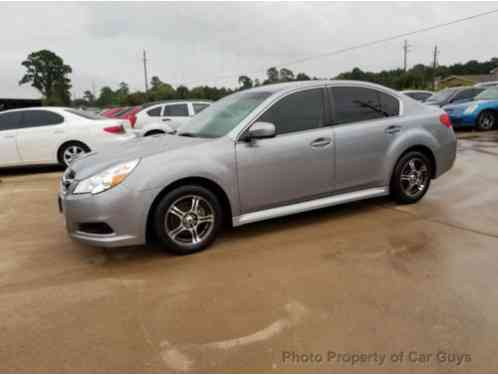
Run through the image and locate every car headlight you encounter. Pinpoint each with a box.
[73,159,140,195]
[464,104,479,114]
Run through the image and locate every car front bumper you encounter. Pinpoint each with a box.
[59,182,157,248]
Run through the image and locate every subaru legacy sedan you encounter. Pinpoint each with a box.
[59,81,457,255]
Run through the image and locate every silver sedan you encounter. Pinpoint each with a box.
[59,80,457,255]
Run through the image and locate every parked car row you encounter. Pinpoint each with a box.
[100,100,211,136]
[401,81,498,131]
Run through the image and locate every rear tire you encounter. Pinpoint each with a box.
[476,110,496,131]
[390,151,432,204]
[58,141,90,167]
[153,185,223,255]
[144,130,165,137]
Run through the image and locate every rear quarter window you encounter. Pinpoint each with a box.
[147,106,162,117]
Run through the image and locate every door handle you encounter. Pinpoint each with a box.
[54,130,64,134]
[385,125,401,135]
[310,137,332,148]
[3,134,16,139]
[162,118,171,122]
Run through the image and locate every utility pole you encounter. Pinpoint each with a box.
[432,45,439,90]
[143,50,149,93]
[403,40,412,72]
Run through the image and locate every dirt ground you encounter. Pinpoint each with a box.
[1,131,498,372]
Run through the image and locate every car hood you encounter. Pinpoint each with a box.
[443,100,483,111]
[71,134,211,180]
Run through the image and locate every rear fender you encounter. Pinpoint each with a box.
[383,127,439,186]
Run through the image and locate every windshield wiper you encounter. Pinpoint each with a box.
[353,100,389,117]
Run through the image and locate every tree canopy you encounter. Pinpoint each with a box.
[71,56,498,108]
[19,49,72,106]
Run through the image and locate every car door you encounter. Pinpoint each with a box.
[16,109,65,163]
[330,86,401,192]
[162,103,190,130]
[0,111,23,166]
[236,87,335,214]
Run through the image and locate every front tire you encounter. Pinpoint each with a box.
[153,185,223,255]
[476,110,496,131]
[390,151,432,204]
[58,142,90,167]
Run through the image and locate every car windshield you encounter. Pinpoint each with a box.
[177,91,272,138]
[475,87,498,101]
[65,109,105,120]
[426,88,457,102]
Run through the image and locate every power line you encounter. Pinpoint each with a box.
[180,8,498,87]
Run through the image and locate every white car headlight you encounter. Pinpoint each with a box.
[73,159,140,195]
[464,104,479,114]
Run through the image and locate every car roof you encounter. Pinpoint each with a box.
[142,99,213,109]
[246,80,403,98]
[401,90,433,94]
[0,106,69,114]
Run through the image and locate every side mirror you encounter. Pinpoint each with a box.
[246,122,276,140]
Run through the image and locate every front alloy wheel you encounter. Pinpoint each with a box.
[154,185,223,254]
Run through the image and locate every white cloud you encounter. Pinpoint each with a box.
[1,1,497,99]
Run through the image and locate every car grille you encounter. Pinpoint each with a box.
[61,169,76,194]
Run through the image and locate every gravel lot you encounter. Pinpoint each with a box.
[1,131,498,371]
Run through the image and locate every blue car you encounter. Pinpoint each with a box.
[443,87,498,131]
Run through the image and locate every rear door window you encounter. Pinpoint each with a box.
[164,104,189,117]
[21,110,64,128]
[331,87,399,124]
[0,111,23,131]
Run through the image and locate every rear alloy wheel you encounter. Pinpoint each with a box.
[391,151,431,204]
[154,185,223,255]
[476,110,496,131]
[59,142,90,167]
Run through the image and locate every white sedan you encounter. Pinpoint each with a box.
[132,100,211,136]
[0,107,135,168]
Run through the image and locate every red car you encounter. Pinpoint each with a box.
[101,107,124,118]
[115,106,142,128]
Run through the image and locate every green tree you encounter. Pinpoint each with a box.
[266,67,280,83]
[83,90,96,106]
[279,68,294,81]
[176,85,189,99]
[19,49,72,105]
[150,76,163,90]
[296,73,310,81]
[96,86,116,107]
[238,75,253,90]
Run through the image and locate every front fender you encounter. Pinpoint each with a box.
[127,149,240,217]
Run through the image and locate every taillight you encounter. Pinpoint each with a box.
[103,125,125,134]
[440,113,452,128]
[130,114,137,128]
